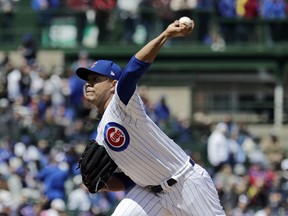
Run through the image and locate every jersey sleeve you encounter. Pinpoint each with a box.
[117,55,150,105]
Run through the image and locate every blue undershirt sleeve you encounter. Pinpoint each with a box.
[117,56,150,105]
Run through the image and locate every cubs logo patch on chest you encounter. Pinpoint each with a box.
[104,122,130,151]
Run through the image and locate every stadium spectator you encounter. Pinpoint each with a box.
[260,132,285,169]
[0,182,13,215]
[67,175,92,214]
[39,198,67,216]
[245,0,259,18]
[31,0,61,45]
[172,115,193,147]
[216,0,237,43]
[6,61,22,102]
[91,0,117,44]
[261,0,287,43]
[0,0,14,43]
[65,0,90,46]
[223,114,239,138]
[41,66,66,109]
[217,0,236,18]
[31,0,61,27]
[154,95,170,124]
[230,194,254,216]
[227,127,245,166]
[70,50,94,73]
[19,63,32,106]
[138,0,155,43]
[236,0,248,18]
[29,65,45,98]
[254,206,272,216]
[68,50,93,119]
[117,0,141,44]
[18,33,38,65]
[261,0,286,18]
[0,98,11,138]
[0,52,9,70]
[138,85,157,121]
[237,0,259,42]
[213,164,240,212]
[197,0,213,43]
[153,0,175,35]
[207,122,230,174]
[35,156,69,208]
[5,156,24,207]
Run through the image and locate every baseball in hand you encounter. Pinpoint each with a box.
[179,16,193,26]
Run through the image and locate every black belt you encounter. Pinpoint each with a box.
[150,159,195,194]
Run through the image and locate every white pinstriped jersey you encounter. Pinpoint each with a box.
[95,86,190,187]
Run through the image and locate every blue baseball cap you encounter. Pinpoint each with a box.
[76,60,122,81]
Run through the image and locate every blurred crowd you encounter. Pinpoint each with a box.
[206,115,288,215]
[0,48,287,215]
[1,0,288,47]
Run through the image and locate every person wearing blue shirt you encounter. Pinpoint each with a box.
[216,0,237,43]
[261,0,287,43]
[35,158,69,209]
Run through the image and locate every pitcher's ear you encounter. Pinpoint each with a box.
[111,80,117,92]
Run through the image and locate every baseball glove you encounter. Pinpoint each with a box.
[78,140,118,193]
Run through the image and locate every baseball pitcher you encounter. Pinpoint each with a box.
[76,19,226,216]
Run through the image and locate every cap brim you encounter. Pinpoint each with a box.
[76,67,99,81]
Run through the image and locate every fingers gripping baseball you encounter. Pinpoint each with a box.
[165,17,194,38]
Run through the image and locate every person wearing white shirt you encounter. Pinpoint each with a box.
[207,122,230,173]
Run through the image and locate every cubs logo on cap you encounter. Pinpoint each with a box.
[104,122,130,151]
